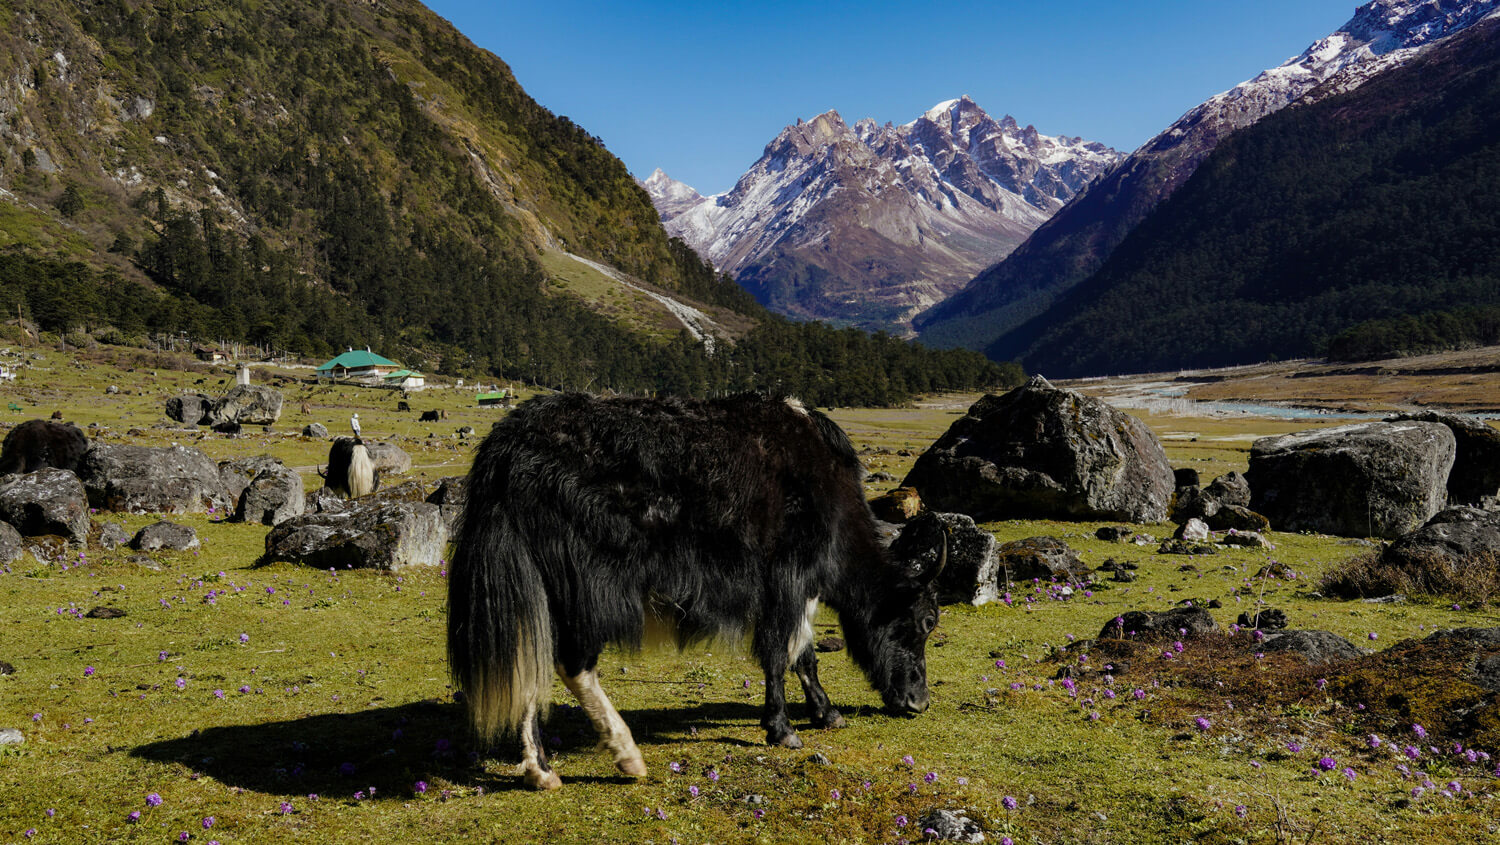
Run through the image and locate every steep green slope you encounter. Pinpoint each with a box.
[989,17,1500,378]
[0,0,1008,405]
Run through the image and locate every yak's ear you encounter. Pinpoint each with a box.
[920,532,948,585]
[901,532,947,587]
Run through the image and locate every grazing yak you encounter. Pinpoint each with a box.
[0,419,88,476]
[447,393,944,790]
[320,436,376,499]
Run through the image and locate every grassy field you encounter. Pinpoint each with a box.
[2,345,1498,843]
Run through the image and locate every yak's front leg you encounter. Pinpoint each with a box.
[558,663,648,777]
[517,701,561,791]
[759,657,801,748]
[756,601,811,748]
[794,646,846,730]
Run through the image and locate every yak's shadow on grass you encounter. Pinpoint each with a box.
[129,696,859,797]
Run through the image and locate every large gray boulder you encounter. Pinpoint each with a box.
[1379,506,1500,583]
[234,462,306,527]
[1247,421,1455,538]
[219,455,285,504]
[130,521,200,552]
[0,468,90,541]
[891,511,1000,606]
[903,376,1175,522]
[262,500,447,571]
[1387,411,1500,505]
[365,441,411,475]
[165,393,212,425]
[77,444,230,514]
[0,520,22,563]
[208,385,283,426]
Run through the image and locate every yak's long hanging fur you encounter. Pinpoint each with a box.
[446,393,885,744]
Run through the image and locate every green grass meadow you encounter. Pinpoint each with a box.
[2,346,1497,843]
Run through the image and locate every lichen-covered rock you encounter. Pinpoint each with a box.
[1173,472,1253,524]
[1387,411,1500,505]
[219,455,285,505]
[892,511,1000,606]
[165,394,212,425]
[78,443,230,514]
[262,500,448,571]
[902,376,1175,523]
[208,385,283,426]
[1378,505,1500,582]
[1100,606,1218,641]
[1174,518,1210,541]
[1258,630,1368,664]
[98,522,130,550]
[1206,504,1270,533]
[915,808,985,843]
[234,463,306,527]
[1237,608,1288,630]
[0,520,22,563]
[365,441,411,475]
[0,468,90,541]
[130,521,200,552]
[1095,525,1134,543]
[1222,530,1272,548]
[1158,538,1216,556]
[995,536,1087,582]
[1247,421,1455,538]
[302,423,329,439]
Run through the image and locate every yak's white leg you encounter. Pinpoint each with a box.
[518,701,561,790]
[558,665,647,777]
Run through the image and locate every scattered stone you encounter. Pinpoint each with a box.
[1222,531,1272,549]
[1157,539,1216,556]
[903,375,1175,523]
[233,463,306,527]
[1177,564,1198,573]
[892,512,1000,606]
[0,660,13,675]
[1258,630,1369,664]
[165,393,213,425]
[815,637,844,653]
[1095,525,1134,543]
[1132,533,1156,546]
[98,521,130,550]
[1379,506,1500,584]
[78,443,230,514]
[456,425,476,439]
[1206,505,1270,533]
[303,423,329,438]
[1237,608,1288,630]
[1172,485,1213,522]
[1247,421,1455,538]
[105,385,119,395]
[995,536,1088,582]
[1174,518,1210,542]
[0,728,23,745]
[1100,606,1218,641]
[262,500,448,571]
[1255,562,1296,579]
[1204,472,1251,509]
[0,468,90,542]
[871,487,923,523]
[1110,568,1136,583]
[741,794,767,805]
[365,441,412,475]
[915,808,985,843]
[131,521,200,552]
[207,384,284,426]
[84,606,127,619]
[805,752,832,766]
[1096,558,1137,571]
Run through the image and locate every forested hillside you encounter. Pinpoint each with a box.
[986,17,1500,378]
[0,0,1008,406]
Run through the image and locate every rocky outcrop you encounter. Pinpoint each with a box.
[0,520,24,562]
[165,394,213,425]
[1381,505,1500,579]
[1099,607,1217,641]
[903,376,1174,522]
[364,441,411,475]
[425,476,467,531]
[1258,630,1368,664]
[1387,411,1500,505]
[995,536,1087,582]
[219,456,285,505]
[77,444,229,514]
[262,500,448,571]
[233,462,306,527]
[0,468,90,542]
[130,521,200,552]
[1173,471,1253,523]
[1247,421,1455,538]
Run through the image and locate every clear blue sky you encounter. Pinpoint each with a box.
[424,0,1360,195]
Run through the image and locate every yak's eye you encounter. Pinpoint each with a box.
[918,615,937,636]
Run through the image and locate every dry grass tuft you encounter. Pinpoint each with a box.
[1321,549,1500,605]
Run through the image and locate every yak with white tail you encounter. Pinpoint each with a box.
[447,393,944,790]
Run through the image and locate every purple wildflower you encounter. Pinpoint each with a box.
[1002,795,1018,810]
[1235,804,1248,818]
[414,782,427,794]
[280,801,293,814]
[1412,724,1428,739]
[146,793,162,807]
[1318,757,1337,771]
[1195,717,1211,732]
[1342,767,1357,781]
[202,816,215,829]
[128,811,141,823]
[84,666,95,677]
[924,772,938,784]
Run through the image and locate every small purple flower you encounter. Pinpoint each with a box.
[688,785,699,798]
[84,666,95,677]
[1342,767,1357,781]
[668,761,681,773]
[1234,804,1248,818]
[901,754,915,766]
[895,815,909,827]
[414,781,427,794]
[1448,780,1462,794]
[239,633,250,644]
[1002,795,1018,810]
[1315,678,1327,690]
[1367,734,1382,749]
[175,678,186,690]
[1405,745,1421,760]
[924,771,938,784]
[1195,717,1211,732]
[280,801,293,814]
[213,689,225,699]
[707,769,719,782]
[1318,757,1337,772]
[178,833,189,842]
[146,793,162,807]
[1412,724,1428,739]
[1287,741,1303,753]
[829,789,841,800]
[24,830,35,838]
[1133,689,1146,700]
[128,811,141,823]
[202,816,215,829]
[239,685,251,694]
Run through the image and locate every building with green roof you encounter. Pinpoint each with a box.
[316,348,401,381]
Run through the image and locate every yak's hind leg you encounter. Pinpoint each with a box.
[558,664,648,777]
[794,646,846,730]
[517,701,561,791]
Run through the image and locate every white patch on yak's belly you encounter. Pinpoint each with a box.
[788,599,818,661]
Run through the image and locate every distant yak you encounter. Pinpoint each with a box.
[0,419,88,476]
[448,393,944,790]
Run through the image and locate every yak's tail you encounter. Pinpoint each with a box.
[347,444,376,499]
[446,447,554,744]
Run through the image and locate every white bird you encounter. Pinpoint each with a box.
[350,413,362,439]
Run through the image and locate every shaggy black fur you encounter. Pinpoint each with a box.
[448,393,943,777]
[0,419,88,476]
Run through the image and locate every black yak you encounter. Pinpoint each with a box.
[0,419,88,476]
[320,436,376,498]
[447,393,944,790]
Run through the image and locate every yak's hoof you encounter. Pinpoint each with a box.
[769,730,803,749]
[524,769,562,791]
[814,710,847,730]
[616,756,648,777]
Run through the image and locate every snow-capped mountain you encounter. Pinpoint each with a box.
[917,0,1500,352]
[643,97,1120,333]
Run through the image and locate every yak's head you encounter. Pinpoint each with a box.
[846,516,948,715]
